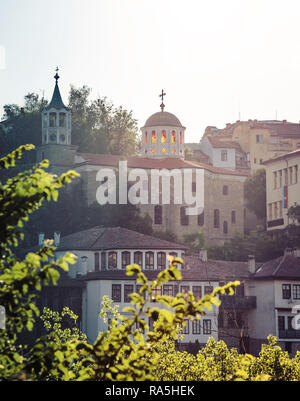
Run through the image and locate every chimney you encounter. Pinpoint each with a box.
[284,248,293,256]
[199,248,208,262]
[248,255,256,274]
[54,231,61,247]
[38,232,45,247]
[283,119,287,124]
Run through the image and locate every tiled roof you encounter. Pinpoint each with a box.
[143,111,183,128]
[254,254,300,279]
[251,121,300,138]
[75,152,249,177]
[57,226,186,251]
[262,148,300,165]
[207,136,245,154]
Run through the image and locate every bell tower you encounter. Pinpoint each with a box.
[37,68,77,170]
[42,67,72,146]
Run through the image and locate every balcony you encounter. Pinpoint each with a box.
[279,330,300,339]
[219,295,257,310]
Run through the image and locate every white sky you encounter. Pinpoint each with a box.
[1,0,300,142]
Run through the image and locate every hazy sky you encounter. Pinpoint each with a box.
[1,0,300,142]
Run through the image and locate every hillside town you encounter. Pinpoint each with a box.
[2,71,300,357]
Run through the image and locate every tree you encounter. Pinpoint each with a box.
[244,168,266,220]
[183,232,205,254]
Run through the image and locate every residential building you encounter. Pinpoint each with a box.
[262,148,300,234]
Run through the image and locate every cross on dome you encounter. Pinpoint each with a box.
[159,89,166,112]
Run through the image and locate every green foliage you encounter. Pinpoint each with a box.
[244,168,266,220]
[183,232,205,253]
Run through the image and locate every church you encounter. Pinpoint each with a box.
[36,72,250,245]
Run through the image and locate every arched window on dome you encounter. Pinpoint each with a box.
[145,131,148,144]
[152,131,156,143]
[180,131,183,145]
[161,130,166,143]
[172,149,176,154]
[172,130,176,143]
[162,148,166,153]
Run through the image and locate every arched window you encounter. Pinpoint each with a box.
[171,148,176,153]
[180,206,189,226]
[134,251,143,268]
[154,205,162,224]
[49,113,56,127]
[231,210,236,224]
[152,148,156,153]
[214,209,220,228]
[145,251,154,269]
[223,221,228,234]
[172,130,176,143]
[94,252,100,271]
[121,251,131,269]
[180,131,183,144]
[59,113,66,127]
[108,251,117,269]
[162,148,166,153]
[223,185,228,195]
[145,131,148,144]
[161,130,166,143]
[157,252,166,269]
[198,211,204,226]
[152,131,156,143]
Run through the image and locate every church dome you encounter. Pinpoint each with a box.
[144,111,183,127]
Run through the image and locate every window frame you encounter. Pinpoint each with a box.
[112,284,121,302]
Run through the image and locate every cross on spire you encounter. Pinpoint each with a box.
[54,66,60,83]
[159,89,166,111]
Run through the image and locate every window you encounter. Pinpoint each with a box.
[163,285,173,296]
[169,252,178,258]
[223,185,228,195]
[124,284,134,302]
[231,211,236,224]
[49,112,56,127]
[59,113,66,127]
[157,252,166,269]
[204,286,213,295]
[198,211,204,226]
[112,284,121,302]
[279,170,282,187]
[121,251,130,269]
[145,131,148,144]
[290,167,293,185]
[152,131,156,143]
[101,252,106,270]
[181,319,189,334]
[293,285,300,300]
[282,284,291,299]
[94,252,100,272]
[295,165,298,184]
[180,285,190,294]
[134,251,143,268]
[256,134,263,143]
[274,202,278,219]
[192,320,201,334]
[273,172,277,189]
[145,251,154,269]
[214,209,220,228]
[192,286,202,300]
[254,158,257,164]
[278,316,285,330]
[268,203,273,220]
[180,207,189,226]
[172,130,176,143]
[221,150,228,161]
[161,130,166,143]
[151,286,162,300]
[108,252,117,269]
[279,201,283,218]
[223,221,228,234]
[154,205,162,224]
[180,131,183,144]
[192,182,196,193]
[203,319,212,335]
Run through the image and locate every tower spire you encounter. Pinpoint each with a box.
[159,89,166,112]
[54,66,60,83]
